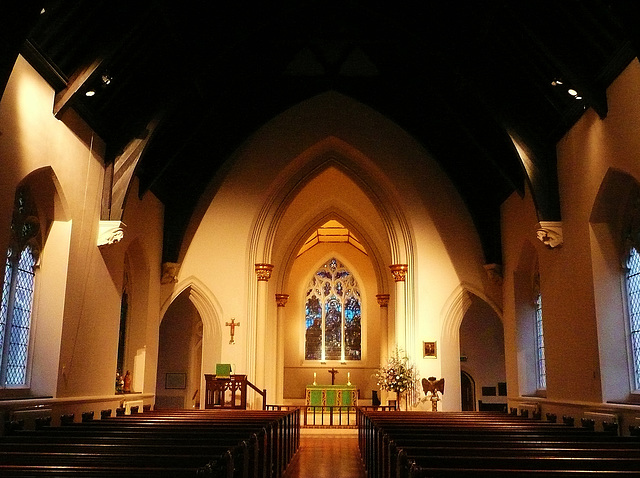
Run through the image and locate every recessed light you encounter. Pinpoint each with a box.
[85,90,96,97]
[568,89,578,96]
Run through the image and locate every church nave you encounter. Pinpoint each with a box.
[282,430,366,478]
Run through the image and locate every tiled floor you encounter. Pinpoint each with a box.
[283,430,367,478]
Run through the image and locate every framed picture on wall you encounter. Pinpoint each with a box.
[423,341,437,358]
[165,372,187,389]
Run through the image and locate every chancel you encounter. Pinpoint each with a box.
[2,2,640,476]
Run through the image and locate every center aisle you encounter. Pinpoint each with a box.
[282,429,367,478]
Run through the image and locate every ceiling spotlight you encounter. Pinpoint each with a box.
[568,88,578,96]
[85,89,96,97]
[101,73,112,86]
[575,95,583,100]
[551,79,563,86]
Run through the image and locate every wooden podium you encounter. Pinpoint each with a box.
[204,374,247,409]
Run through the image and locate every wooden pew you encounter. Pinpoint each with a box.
[358,409,640,478]
[0,408,300,478]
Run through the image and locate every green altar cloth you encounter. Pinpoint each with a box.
[305,384,358,406]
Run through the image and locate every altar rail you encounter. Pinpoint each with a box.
[265,405,397,428]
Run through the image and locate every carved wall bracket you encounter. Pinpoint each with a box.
[161,262,181,284]
[483,263,503,285]
[376,293,390,307]
[275,293,289,307]
[536,221,563,248]
[97,220,126,247]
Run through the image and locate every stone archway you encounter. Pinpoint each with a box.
[156,290,203,409]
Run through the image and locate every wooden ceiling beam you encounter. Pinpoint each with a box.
[53,56,104,118]
[502,3,609,119]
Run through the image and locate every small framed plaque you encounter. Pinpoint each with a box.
[165,372,186,389]
[423,341,437,358]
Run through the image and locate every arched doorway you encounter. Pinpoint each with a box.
[155,291,203,409]
[459,293,506,412]
[460,370,476,411]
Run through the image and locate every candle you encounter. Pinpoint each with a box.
[347,372,351,385]
[313,372,317,385]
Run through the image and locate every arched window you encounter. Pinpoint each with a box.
[305,258,361,361]
[116,267,130,381]
[0,187,40,387]
[534,270,546,390]
[625,247,640,390]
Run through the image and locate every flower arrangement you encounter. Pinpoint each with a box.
[375,347,419,395]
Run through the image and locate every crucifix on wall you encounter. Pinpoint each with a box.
[225,318,240,344]
[328,367,339,385]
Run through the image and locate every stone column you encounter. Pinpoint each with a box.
[254,263,273,407]
[389,264,408,352]
[275,293,289,404]
[376,294,390,363]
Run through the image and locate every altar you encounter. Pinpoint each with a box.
[305,384,358,406]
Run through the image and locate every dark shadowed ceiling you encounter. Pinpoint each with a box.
[3,1,640,264]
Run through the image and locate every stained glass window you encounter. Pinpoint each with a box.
[0,187,40,387]
[625,247,640,390]
[534,290,546,390]
[304,258,361,361]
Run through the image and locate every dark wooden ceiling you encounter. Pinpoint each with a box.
[4,1,640,264]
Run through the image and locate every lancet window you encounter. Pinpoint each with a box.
[0,187,41,386]
[534,271,546,390]
[625,247,640,390]
[305,258,361,361]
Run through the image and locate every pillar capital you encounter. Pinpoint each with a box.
[255,263,274,281]
[275,293,289,307]
[389,264,409,282]
[376,293,390,307]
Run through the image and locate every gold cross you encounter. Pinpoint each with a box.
[225,318,240,344]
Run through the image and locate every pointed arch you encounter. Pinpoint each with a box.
[589,167,640,402]
[251,136,413,268]
[277,208,388,296]
[246,134,416,384]
[440,283,503,411]
[160,277,223,407]
[161,276,222,351]
[0,166,71,395]
[513,239,544,396]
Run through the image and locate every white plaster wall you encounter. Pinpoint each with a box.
[502,59,640,405]
[0,56,163,400]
